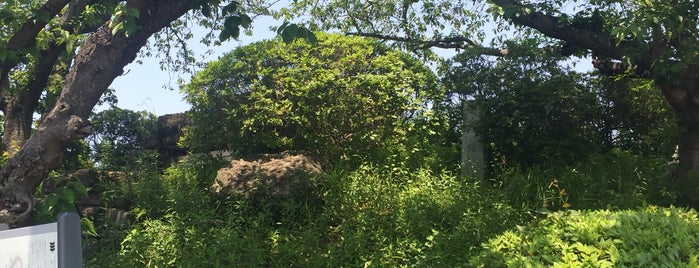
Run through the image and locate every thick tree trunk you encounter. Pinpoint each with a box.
[2,100,36,155]
[1,44,66,154]
[677,124,699,205]
[0,0,193,227]
[659,74,699,207]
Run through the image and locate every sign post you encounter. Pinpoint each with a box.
[0,212,82,268]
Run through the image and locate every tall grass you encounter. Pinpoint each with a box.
[84,149,679,267]
[496,150,678,211]
[86,158,523,267]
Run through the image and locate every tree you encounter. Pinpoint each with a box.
[442,51,676,172]
[284,0,699,205]
[442,52,605,169]
[593,75,677,156]
[88,107,157,170]
[0,0,260,227]
[183,33,441,164]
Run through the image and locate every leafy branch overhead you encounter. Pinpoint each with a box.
[218,1,253,41]
[0,0,287,227]
[277,22,317,44]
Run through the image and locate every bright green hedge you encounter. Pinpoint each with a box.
[471,206,699,267]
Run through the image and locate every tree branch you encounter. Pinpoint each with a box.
[6,0,71,50]
[347,32,509,56]
[489,0,634,61]
[0,0,195,227]
[25,44,67,114]
[62,0,111,33]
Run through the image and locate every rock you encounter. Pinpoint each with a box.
[211,151,322,200]
[71,169,98,187]
[41,168,97,194]
[107,208,134,227]
[144,112,191,167]
[156,113,190,151]
[81,206,100,219]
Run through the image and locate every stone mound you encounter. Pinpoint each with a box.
[211,152,322,199]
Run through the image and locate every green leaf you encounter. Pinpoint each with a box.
[201,4,211,17]
[277,21,290,35]
[111,21,124,36]
[222,1,240,16]
[239,14,252,28]
[277,23,317,44]
[308,32,318,44]
[126,7,140,18]
[46,195,59,211]
[281,23,299,44]
[534,207,550,215]
[81,218,98,237]
[220,16,244,41]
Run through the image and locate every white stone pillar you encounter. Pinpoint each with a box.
[461,99,484,180]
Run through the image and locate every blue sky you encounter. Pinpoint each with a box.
[105,17,280,116]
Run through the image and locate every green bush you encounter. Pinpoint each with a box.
[108,155,295,267]
[83,150,169,266]
[182,33,442,164]
[471,206,699,267]
[33,172,89,224]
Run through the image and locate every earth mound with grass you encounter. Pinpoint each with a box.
[211,151,322,199]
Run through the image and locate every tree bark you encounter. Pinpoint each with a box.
[0,0,194,227]
[1,44,66,154]
[1,0,109,154]
[659,74,699,206]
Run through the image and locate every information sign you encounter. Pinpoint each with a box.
[0,212,82,268]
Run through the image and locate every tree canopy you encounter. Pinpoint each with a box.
[89,108,157,170]
[441,51,676,169]
[283,0,699,205]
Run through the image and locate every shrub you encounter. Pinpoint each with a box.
[182,33,442,164]
[471,206,699,267]
[112,155,320,267]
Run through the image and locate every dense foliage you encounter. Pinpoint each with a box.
[498,150,677,212]
[73,20,684,265]
[183,33,444,164]
[81,147,681,267]
[472,207,699,267]
[443,53,601,168]
[284,0,699,205]
[86,158,522,267]
[88,108,158,170]
[441,52,676,170]
[3,0,692,265]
